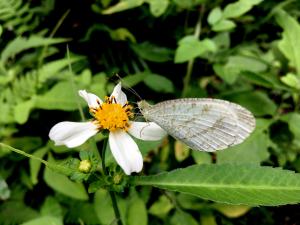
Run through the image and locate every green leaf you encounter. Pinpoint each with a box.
[44,167,88,200]
[127,196,148,225]
[102,0,144,14]
[280,73,300,89]
[275,9,300,76]
[211,203,250,218]
[21,216,63,225]
[171,210,198,225]
[146,0,169,17]
[207,7,222,25]
[109,27,136,42]
[131,42,173,62]
[122,72,149,87]
[1,36,68,64]
[94,189,115,224]
[175,36,217,63]
[131,164,300,206]
[149,195,173,219]
[223,0,262,19]
[192,151,211,165]
[0,175,10,200]
[212,19,236,32]
[34,81,80,111]
[40,197,63,218]
[281,113,300,140]
[14,99,35,124]
[144,73,174,93]
[30,147,48,185]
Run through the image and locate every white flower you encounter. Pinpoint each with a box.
[49,83,166,175]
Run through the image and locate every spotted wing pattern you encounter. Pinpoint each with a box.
[140,98,255,152]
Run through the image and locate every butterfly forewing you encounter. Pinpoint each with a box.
[140,98,255,152]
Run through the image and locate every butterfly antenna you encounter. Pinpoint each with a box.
[114,74,143,101]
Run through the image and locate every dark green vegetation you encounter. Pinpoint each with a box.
[1,0,300,224]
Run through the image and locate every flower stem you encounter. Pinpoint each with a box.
[182,6,204,97]
[101,138,123,225]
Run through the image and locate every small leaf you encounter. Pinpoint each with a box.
[275,9,300,75]
[175,36,216,63]
[44,167,88,200]
[280,73,300,89]
[212,19,236,32]
[223,0,262,19]
[144,73,174,93]
[211,203,251,218]
[30,147,48,185]
[208,7,223,25]
[170,210,198,225]
[131,164,300,206]
[102,0,144,14]
[146,0,169,17]
[149,195,173,219]
[131,42,173,62]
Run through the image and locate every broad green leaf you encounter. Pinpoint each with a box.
[1,36,68,64]
[94,189,115,224]
[131,42,173,62]
[21,216,63,225]
[34,81,80,110]
[102,0,144,14]
[212,19,236,32]
[127,196,148,225]
[30,147,48,185]
[40,197,63,218]
[131,164,300,206]
[0,175,10,200]
[170,210,198,225]
[226,91,277,116]
[146,0,169,17]
[44,167,88,200]
[223,0,262,19]
[280,73,300,89]
[275,9,300,75]
[217,119,270,164]
[175,36,216,63]
[207,7,222,25]
[144,74,174,93]
[14,99,35,124]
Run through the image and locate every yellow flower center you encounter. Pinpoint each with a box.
[92,96,133,132]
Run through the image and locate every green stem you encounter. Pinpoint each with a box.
[101,138,123,225]
[182,6,204,98]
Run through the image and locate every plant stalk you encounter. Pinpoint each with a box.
[182,6,204,97]
[101,138,123,225]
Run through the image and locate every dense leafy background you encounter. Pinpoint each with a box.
[1,0,300,224]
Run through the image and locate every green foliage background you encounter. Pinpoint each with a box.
[1,0,300,224]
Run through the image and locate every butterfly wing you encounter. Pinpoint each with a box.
[140,98,255,152]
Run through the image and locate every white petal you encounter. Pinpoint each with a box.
[110,82,127,105]
[109,130,143,175]
[78,90,102,108]
[128,122,167,141]
[49,121,98,148]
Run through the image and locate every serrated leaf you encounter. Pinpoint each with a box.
[34,81,80,110]
[131,164,300,206]
[1,36,68,64]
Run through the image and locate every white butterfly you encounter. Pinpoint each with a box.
[138,98,255,152]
